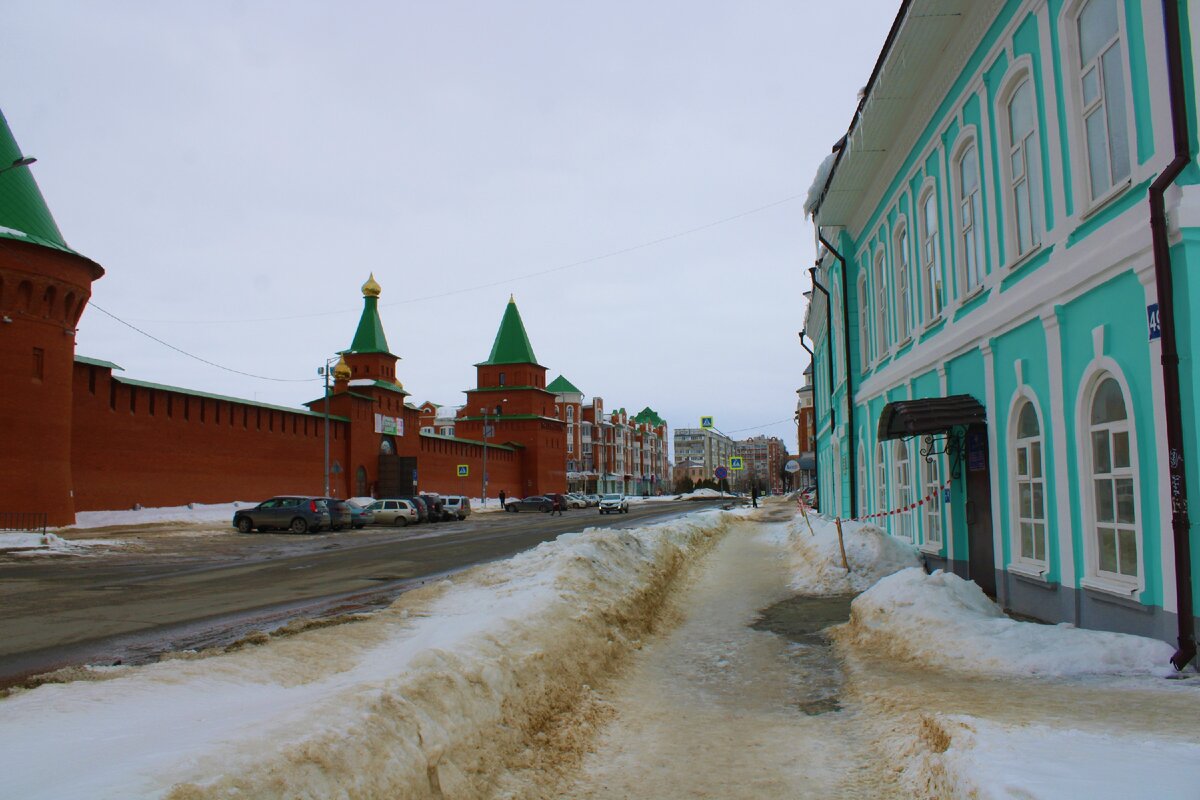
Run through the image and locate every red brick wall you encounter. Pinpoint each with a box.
[71,364,349,511]
[415,434,522,499]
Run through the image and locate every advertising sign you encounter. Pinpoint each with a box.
[374,414,405,436]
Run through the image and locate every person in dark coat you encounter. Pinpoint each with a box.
[552,494,563,515]
[499,490,506,507]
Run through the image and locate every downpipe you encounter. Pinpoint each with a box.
[818,233,858,519]
[1150,0,1195,671]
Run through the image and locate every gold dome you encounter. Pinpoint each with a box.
[362,273,382,298]
[333,355,352,381]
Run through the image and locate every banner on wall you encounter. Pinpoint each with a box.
[374,414,405,436]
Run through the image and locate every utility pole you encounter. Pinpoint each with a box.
[319,356,337,497]
[481,406,490,505]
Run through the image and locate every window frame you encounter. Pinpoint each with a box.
[873,247,889,360]
[917,183,944,325]
[857,274,871,369]
[875,441,888,524]
[894,219,913,343]
[996,66,1044,264]
[921,450,943,551]
[952,135,986,297]
[894,439,915,542]
[1009,394,1049,572]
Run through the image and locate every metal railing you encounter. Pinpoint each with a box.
[0,512,48,533]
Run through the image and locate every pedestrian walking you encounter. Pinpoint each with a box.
[552,495,563,516]
[499,489,507,507]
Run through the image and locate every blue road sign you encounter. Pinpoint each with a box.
[715,466,729,480]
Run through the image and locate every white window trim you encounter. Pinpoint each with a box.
[1058,0,1139,215]
[894,217,914,346]
[1007,390,1050,573]
[920,449,944,554]
[873,247,890,363]
[857,274,871,370]
[917,179,945,328]
[1076,360,1145,593]
[951,132,986,299]
[994,60,1045,267]
[894,439,915,542]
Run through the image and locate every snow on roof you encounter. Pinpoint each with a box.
[803,151,838,217]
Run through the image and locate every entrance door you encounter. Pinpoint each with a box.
[964,424,997,597]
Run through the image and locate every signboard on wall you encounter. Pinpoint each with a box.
[374,414,405,436]
[457,465,469,477]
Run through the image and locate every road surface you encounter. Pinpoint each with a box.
[0,499,723,687]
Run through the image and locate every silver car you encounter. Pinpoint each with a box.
[598,493,629,514]
[366,498,419,526]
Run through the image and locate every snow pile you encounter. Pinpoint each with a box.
[680,488,726,500]
[0,509,737,799]
[903,715,1200,799]
[843,568,1175,677]
[803,151,838,217]
[783,514,921,593]
[0,531,124,555]
[71,502,248,530]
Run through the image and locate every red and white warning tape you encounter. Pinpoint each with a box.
[798,477,952,523]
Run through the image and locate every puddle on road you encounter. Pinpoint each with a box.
[752,593,856,716]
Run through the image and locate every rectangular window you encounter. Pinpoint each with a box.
[32,347,44,381]
[1078,0,1131,201]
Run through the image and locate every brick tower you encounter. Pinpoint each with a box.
[456,296,565,495]
[0,109,104,526]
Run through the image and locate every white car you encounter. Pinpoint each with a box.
[366,498,419,526]
[598,493,629,514]
[564,493,588,509]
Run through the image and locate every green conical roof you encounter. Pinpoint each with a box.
[633,406,666,427]
[482,296,538,365]
[0,109,75,254]
[546,374,582,394]
[347,274,393,355]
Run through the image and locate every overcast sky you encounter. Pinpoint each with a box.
[5,1,895,454]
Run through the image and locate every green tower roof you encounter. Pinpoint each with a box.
[346,273,394,355]
[0,109,76,255]
[633,406,666,427]
[482,296,539,365]
[546,374,582,394]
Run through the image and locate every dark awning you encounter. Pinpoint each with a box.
[798,454,816,469]
[877,394,986,441]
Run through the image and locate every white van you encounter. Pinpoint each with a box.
[441,495,471,520]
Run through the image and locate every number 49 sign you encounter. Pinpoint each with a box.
[1148,303,1161,341]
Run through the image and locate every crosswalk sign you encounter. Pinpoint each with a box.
[730,456,745,470]
[456,465,469,477]
[700,416,714,429]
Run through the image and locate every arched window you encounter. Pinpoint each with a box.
[1005,77,1042,257]
[895,224,912,341]
[923,451,942,547]
[919,189,943,321]
[956,141,985,293]
[1012,399,1047,565]
[1086,374,1138,580]
[356,465,369,497]
[1075,0,1131,201]
[875,442,888,519]
[857,275,871,366]
[831,280,845,378]
[873,249,888,357]
[894,440,914,541]
[566,405,574,422]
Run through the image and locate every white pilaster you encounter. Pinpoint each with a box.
[1041,306,1077,588]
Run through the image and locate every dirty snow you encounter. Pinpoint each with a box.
[844,567,1176,677]
[779,512,921,593]
[0,508,741,799]
[0,531,125,555]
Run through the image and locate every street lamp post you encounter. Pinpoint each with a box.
[480,406,490,506]
[318,356,338,497]
[0,156,36,177]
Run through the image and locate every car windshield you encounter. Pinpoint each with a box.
[603,494,622,500]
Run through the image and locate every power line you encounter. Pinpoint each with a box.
[120,192,805,325]
[723,418,795,435]
[87,302,320,383]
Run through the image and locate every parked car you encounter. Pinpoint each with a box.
[396,495,429,523]
[598,494,629,514]
[505,495,552,512]
[420,493,453,522]
[317,498,353,531]
[345,499,374,529]
[441,495,471,520]
[563,493,588,509]
[583,494,601,507]
[232,496,331,534]
[544,492,572,511]
[366,498,419,526]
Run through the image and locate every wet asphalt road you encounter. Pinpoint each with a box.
[0,500,724,687]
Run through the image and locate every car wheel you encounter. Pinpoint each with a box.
[331,525,343,532]
[236,517,253,533]
[290,517,309,534]
[354,524,365,530]
[397,516,408,526]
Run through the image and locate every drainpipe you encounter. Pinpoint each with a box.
[1150,0,1195,671]
[818,233,858,519]
[811,272,840,513]
[801,331,820,491]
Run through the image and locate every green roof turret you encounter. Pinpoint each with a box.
[633,406,666,427]
[481,295,539,365]
[546,375,582,394]
[0,109,75,254]
[347,272,393,355]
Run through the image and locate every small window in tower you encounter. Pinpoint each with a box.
[32,347,43,381]
[499,372,506,386]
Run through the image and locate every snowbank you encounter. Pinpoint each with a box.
[905,714,1200,799]
[71,502,248,530]
[843,568,1175,677]
[781,514,921,594]
[0,509,738,799]
[0,531,124,555]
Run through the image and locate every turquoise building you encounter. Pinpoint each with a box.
[804,0,1199,666]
